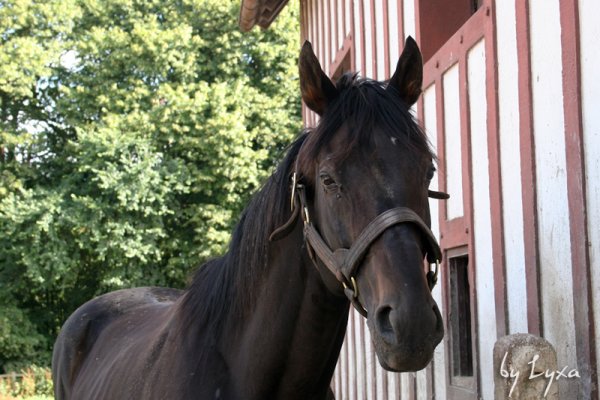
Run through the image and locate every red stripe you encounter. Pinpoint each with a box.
[515,0,542,336]
[559,0,598,397]
[483,2,508,338]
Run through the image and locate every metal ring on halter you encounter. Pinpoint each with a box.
[290,172,297,211]
[342,276,359,299]
[303,207,310,224]
[430,260,440,287]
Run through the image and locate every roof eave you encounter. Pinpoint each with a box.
[238,0,290,32]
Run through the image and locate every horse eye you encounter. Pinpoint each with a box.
[426,166,436,181]
[319,173,337,188]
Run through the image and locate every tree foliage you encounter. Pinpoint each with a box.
[0,0,300,371]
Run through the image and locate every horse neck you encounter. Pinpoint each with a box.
[222,223,350,399]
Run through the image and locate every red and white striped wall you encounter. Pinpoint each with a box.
[296,0,599,398]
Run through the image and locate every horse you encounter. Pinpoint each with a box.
[52,37,445,400]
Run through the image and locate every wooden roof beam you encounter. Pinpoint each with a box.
[239,0,290,31]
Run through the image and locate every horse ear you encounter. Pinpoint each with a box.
[388,36,423,106]
[299,41,338,115]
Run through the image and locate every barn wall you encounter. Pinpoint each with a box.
[298,0,598,398]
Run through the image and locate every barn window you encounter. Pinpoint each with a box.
[449,253,473,377]
[446,248,477,398]
[417,0,483,61]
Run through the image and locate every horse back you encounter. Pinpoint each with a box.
[52,287,182,400]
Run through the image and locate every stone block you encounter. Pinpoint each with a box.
[494,333,559,399]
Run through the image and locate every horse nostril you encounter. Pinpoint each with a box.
[375,305,394,336]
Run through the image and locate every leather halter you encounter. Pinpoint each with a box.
[270,172,444,318]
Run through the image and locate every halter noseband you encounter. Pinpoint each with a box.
[271,172,444,318]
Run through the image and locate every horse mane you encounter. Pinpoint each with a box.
[177,134,307,337]
[177,72,433,339]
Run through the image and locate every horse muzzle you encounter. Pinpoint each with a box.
[367,286,444,372]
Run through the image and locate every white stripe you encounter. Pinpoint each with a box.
[387,371,398,398]
[354,0,363,75]
[354,310,365,399]
[495,0,527,334]
[363,1,374,78]
[337,0,344,50]
[402,0,416,39]
[323,0,331,73]
[345,0,352,37]
[388,0,400,77]
[400,373,412,399]
[443,64,464,219]
[468,39,496,400]
[375,0,386,80]
[416,369,428,399]
[376,354,385,398]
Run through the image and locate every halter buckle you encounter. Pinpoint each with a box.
[342,277,368,317]
[427,260,440,289]
[342,276,359,299]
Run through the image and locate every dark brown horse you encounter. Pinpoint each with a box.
[52,37,445,400]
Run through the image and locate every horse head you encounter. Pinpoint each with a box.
[295,37,444,372]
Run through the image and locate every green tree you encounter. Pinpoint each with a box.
[0,0,300,371]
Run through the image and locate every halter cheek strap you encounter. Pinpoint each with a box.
[270,173,445,318]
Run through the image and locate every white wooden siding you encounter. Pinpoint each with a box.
[387,0,400,74]
[495,0,527,335]
[374,0,385,80]
[402,0,415,40]
[353,0,362,74]
[363,1,374,78]
[468,39,496,400]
